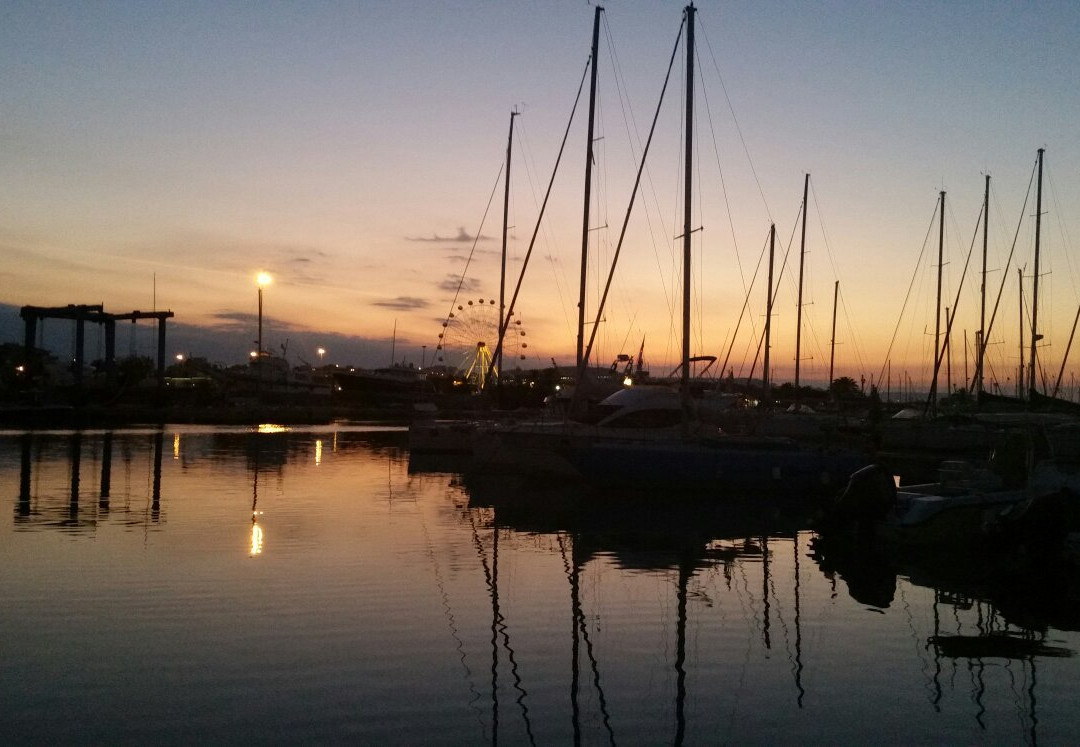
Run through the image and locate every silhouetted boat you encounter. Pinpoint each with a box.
[226,354,332,398]
[563,6,866,494]
[823,433,1078,556]
[332,364,432,404]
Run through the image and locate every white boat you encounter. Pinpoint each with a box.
[470,385,689,477]
[826,443,1077,552]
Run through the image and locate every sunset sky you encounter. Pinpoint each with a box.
[3,1,1079,390]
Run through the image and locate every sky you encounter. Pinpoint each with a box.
[3,1,1080,390]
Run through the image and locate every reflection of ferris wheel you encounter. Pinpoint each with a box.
[436,298,527,390]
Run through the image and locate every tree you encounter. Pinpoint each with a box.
[830,376,863,401]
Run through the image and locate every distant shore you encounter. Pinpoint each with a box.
[0,402,422,429]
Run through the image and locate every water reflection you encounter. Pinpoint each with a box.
[457,473,820,744]
[99,431,112,509]
[12,429,165,532]
[447,467,1080,744]
[8,426,408,537]
[250,447,264,557]
[811,531,1080,633]
[2,428,1078,744]
[812,527,1078,743]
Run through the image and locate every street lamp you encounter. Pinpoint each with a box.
[317,347,326,364]
[256,272,272,356]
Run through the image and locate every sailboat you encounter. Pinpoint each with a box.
[466,5,708,475]
[878,149,1080,459]
[563,4,868,494]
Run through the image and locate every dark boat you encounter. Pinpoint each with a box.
[331,365,432,404]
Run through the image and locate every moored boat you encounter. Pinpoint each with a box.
[823,446,1078,554]
[332,365,432,404]
[565,432,867,493]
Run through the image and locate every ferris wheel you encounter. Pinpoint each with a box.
[435,298,527,391]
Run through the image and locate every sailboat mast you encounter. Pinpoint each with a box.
[1018,267,1024,399]
[1028,147,1044,399]
[978,174,989,394]
[763,223,775,400]
[499,110,519,383]
[681,3,695,428]
[931,190,945,412]
[1052,300,1080,399]
[577,6,602,372]
[828,280,838,390]
[945,305,952,395]
[794,173,809,410]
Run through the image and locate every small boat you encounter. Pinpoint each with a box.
[565,431,867,494]
[823,440,1077,553]
[470,384,689,477]
[408,415,478,454]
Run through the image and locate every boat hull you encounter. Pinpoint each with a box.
[565,436,867,494]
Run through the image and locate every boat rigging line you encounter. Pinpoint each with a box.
[924,194,986,413]
[726,228,773,385]
[575,14,687,403]
[969,153,1037,394]
[809,179,869,381]
[876,200,940,389]
[734,203,803,387]
[590,9,681,370]
[436,164,505,347]
[487,58,591,389]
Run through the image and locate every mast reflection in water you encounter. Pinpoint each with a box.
[1,425,1078,744]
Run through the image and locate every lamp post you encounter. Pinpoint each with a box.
[256,272,272,357]
[317,347,326,365]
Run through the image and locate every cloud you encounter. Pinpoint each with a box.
[406,227,492,243]
[207,310,311,333]
[438,275,483,293]
[372,296,429,311]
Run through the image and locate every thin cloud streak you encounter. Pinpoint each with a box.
[406,227,492,243]
[372,296,430,311]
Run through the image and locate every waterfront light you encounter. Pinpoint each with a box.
[249,518,263,557]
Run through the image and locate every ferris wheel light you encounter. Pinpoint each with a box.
[438,298,527,393]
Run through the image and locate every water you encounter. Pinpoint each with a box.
[2,425,1078,744]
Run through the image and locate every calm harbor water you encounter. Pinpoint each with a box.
[2,425,1079,744]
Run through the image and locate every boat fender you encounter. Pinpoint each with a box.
[835,463,896,526]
